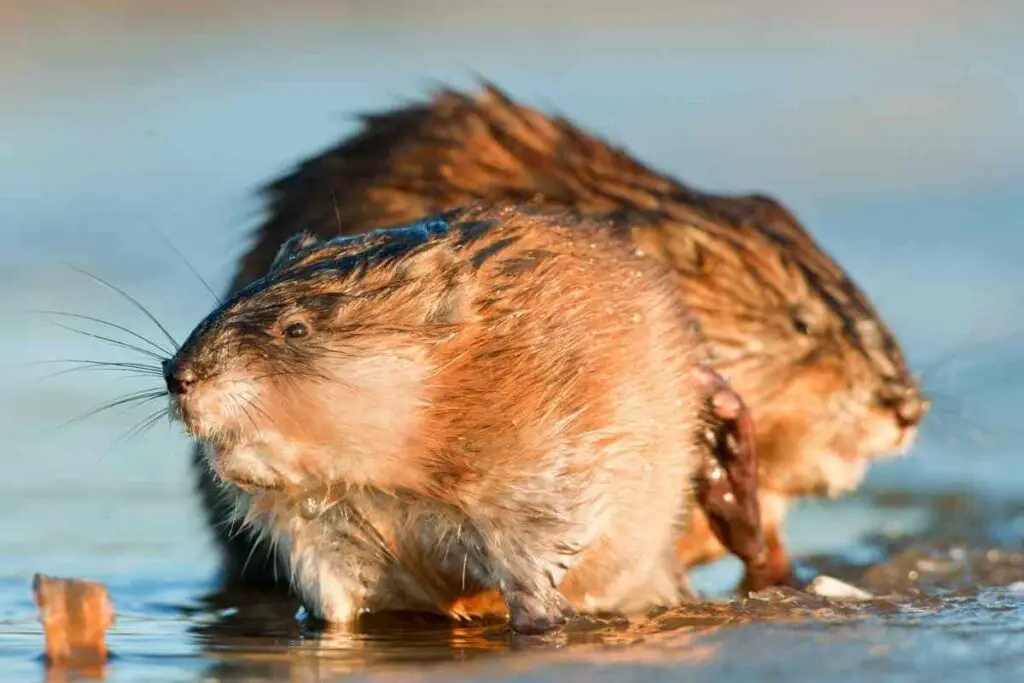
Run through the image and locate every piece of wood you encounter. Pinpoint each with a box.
[32,573,115,666]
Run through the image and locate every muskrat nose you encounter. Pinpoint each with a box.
[164,363,198,396]
[878,384,930,428]
[896,392,930,428]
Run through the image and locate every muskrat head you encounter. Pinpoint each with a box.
[636,216,930,498]
[164,226,475,493]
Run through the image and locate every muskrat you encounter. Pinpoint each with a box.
[197,83,928,592]
[167,205,740,633]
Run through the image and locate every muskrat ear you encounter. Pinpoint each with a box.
[269,232,322,275]
[401,245,477,325]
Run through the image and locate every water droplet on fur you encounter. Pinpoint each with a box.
[299,497,325,519]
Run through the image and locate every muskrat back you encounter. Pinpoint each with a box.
[166,206,706,633]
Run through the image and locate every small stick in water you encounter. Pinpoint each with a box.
[32,573,115,666]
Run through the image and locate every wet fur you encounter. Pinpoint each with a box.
[198,83,927,588]
[172,207,704,628]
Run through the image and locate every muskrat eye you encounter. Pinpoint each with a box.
[284,322,310,339]
[790,307,815,337]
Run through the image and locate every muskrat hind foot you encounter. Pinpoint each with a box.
[692,367,768,575]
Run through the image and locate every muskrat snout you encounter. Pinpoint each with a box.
[876,381,930,429]
[163,359,198,396]
[896,392,930,429]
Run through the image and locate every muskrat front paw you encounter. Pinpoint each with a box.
[739,546,798,594]
[692,367,767,570]
[506,591,575,635]
[741,565,800,594]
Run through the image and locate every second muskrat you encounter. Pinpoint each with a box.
[166,205,725,633]
[196,83,929,592]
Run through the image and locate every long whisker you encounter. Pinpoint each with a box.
[117,406,171,445]
[31,310,173,357]
[38,365,163,382]
[223,511,250,543]
[56,389,169,431]
[35,359,163,374]
[47,321,166,361]
[66,263,180,350]
[928,350,1024,381]
[920,338,1024,383]
[919,413,990,451]
[239,533,267,581]
[918,301,1024,382]
[248,370,334,384]
[271,532,282,587]
[918,389,995,450]
[158,234,223,305]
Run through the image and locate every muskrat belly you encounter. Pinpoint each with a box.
[271,498,499,622]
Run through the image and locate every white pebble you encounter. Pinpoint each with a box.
[806,575,874,601]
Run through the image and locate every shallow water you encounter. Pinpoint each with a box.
[2,1,1024,680]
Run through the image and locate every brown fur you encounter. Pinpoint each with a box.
[169,206,707,632]
[197,83,928,590]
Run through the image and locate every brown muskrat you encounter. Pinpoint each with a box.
[167,205,746,633]
[197,83,928,593]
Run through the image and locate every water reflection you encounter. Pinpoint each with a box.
[189,594,795,680]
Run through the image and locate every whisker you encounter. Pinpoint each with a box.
[243,394,275,424]
[217,492,247,544]
[239,394,269,429]
[55,388,169,431]
[249,370,333,383]
[47,320,166,361]
[31,310,173,356]
[272,533,282,587]
[928,359,1024,394]
[922,345,1023,385]
[158,233,223,305]
[35,359,163,379]
[919,315,1024,383]
[245,393,286,435]
[66,263,180,350]
[231,395,260,433]
[224,513,249,543]
[920,417,989,452]
[35,358,162,372]
[918,390,996,451]
[117,406,171,445]
[240,532,268,581]
[39,366,163,382]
